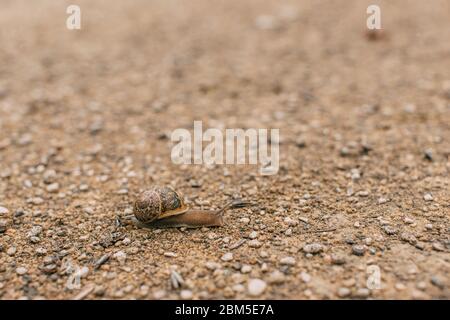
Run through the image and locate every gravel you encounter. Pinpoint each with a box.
[46,183,60,193]
[241,265,252,273]
[221,252,233,262]
[303,243,324,254]
[16,267,28,275]
[383,226,398,235]
[337,287,351,298]
[432,242,445,252]
[0,219,7,233]
[279,256,296,266]
[248,231,258,239]
[247,279,267,297]
[352,245,367,256]
[353,288,370,299]
[113,251,127,264]
[300,272,311,283]
[180,290,193,300]
[6,246,16,256]
[0,206,9,215]
[247,240,262,248]
[268,271,286,284]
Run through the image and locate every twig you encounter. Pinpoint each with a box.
[94,253,111,270]
[302,227,337,234]
[72,284,94,300]
[229,239,246,250]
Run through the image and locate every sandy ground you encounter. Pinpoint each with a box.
[0,0,449,300]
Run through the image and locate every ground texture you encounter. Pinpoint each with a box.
[0,0,449,299]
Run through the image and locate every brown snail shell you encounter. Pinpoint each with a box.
[133,186,188,224]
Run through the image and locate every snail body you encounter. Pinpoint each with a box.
[132,186,250,228]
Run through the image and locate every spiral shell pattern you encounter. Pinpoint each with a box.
[133,186,187,223]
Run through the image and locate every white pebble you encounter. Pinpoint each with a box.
[180,290,193,300]
[205,261,221,271]
[284,217,298,226]
[0,206,9,215]
[46,183,60,193]
[337,287,351,297]
[248,231,258,239]
[248,240,262,248]
[16,267,28,275]
[241,265,252,273]
[280,256,296,266]
[7,246,17,256]
[113,251,127,264]
[423,193,433,201]
[300,272,311,283]
[163,251,177,258]
[303,243,323,254]
[221,252,233,262]
[247,279,267,296]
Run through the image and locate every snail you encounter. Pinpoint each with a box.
[131,186,251,229]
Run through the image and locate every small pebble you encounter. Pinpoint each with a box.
[300,272,311,283]
[248,240,262,248]
[432,242,445,252]
[352,245,366,256]
[400,232,417,245]
[268,271,285,284]
[248,231,258,239]
[221,252,233,262]
[240,217,250,224]
[0,219,7,233]
[247,279,267,296]
[416,281,427,290]
[46,183,60,193]
[27,225,43,238]
[353,288,370,298]
[403,217,414,224]
[284,217,297,226]
[0,206,9,215]
[16,267,28,275]
[113,251,127,264]
[337,287,351,298]
[163,251,177,258]
[383,226,397,235]
[280,256,296,266]
[79,184,89,192]
[241,265,252,273]
[430,276,445,289]
[423,193,433,201]
[153,290,166,299]
[7,246,16,256]
[395,283,406,291]
[28,197,44,205]
[232,284,245,292]
[303,243,323,254]
[330,254,346,265]
[35,247,47,256]
[180,290,193,300]
[205,261,221,271]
